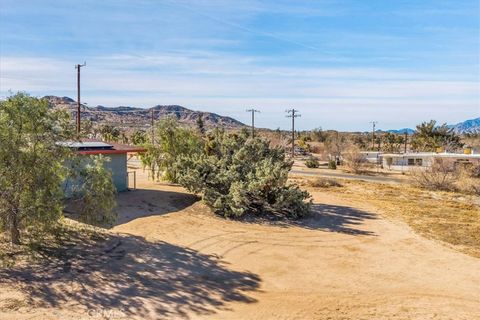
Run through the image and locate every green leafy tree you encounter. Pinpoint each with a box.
[411,120,463,152]
[381,132,405,153]
[175,131,311,219]
[141,118,203,182]
[100,124,121,142]
[131,129,148,145]
[80,119,95,138]
[68,156,117,226]
[352,134,369,150]
[0,93,73,244]
[0,93,117,244]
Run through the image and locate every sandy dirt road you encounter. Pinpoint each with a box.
[1,168,479,319]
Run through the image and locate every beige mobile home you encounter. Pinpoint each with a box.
[382,152,480,171]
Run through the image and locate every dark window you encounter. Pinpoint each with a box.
[408,158,415,166]
[415,159,423,166]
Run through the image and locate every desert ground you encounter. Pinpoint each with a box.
[1,166,479,319]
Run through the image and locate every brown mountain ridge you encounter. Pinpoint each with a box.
[44,95,245,129]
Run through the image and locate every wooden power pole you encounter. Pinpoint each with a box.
[246,108,260,137]
[151,108,155,145]
[286,109,301,158]
[75,62,86,135]
[370,121,378,150]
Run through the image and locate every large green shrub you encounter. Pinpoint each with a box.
[176,131,311,219]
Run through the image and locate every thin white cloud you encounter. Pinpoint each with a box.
[1,55,478,131]
[2,55,478,97]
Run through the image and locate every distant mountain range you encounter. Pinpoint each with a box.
[385,118,480,135]
[44,95,478,134]
[44,96,245,129]
[384,128,416,135]
[449,118,480,134]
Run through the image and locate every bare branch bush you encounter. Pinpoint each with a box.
[410,159,458,191]
[342,146,366,174]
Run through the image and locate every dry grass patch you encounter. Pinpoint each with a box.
[307,179,480,258]
[306,177,343,188]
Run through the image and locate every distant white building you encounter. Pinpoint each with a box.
[382,152,480,171]
[360,151,383,164]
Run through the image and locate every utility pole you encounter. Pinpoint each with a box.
[151,108,155,145]
[246,108,260,137]
[370,121,378,150]
[286,109,301,158]
[404,130,408,153]
[75,62,86,135]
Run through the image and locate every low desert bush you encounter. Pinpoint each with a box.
[305,156,320,168]
[328,160,337,170]
[411,159,457,191]
[308,177,342,188]
[412,160,480,195]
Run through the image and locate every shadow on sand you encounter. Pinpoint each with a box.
[294,203,378,236]
[0,233,260,319]
[113,188,199,225]
[114,189,377,236]
[242,203,378,236]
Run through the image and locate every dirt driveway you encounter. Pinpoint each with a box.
[1,168,479,319]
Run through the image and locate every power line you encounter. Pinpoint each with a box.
[246,108,260,137]
[286,109,301,158]
[75,62,86,135]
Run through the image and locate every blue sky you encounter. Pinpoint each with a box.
[0,0,479,131]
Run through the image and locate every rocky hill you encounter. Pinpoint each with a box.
[449,117,480,134]
[43,96,245,129]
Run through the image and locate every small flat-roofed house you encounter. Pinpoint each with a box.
[59,140,146,192]
[382,152,480,172]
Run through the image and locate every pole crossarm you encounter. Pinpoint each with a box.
[246,108,260,137]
